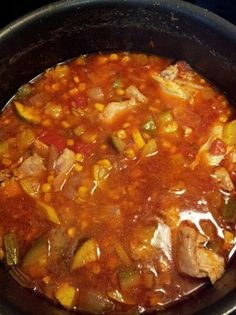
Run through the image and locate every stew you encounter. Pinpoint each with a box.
[0,52,236,314]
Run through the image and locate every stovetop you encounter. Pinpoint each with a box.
[0,0,236,28]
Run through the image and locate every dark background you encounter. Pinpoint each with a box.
[0,0,236,29]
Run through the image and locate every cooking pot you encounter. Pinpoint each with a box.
[0,0,236,314]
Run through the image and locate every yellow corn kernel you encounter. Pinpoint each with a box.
[2,158,11,166]
[41,183,52,193]
[97,56,108,65]
[62,121,70,129]
[219,115,228,123]
[125,148,136,159]
[121,56,130,63]
[74,163,83,172]
[51,83,60,91]
[43,276,51,284]
[97,159,112,169]
[69,87,79,96]
[94,103,105,112]
[117,129,127,139]
[116,88,125,96]
[67,139,74,147]
[47,175,54,184]
[100,144,107,150]
[42,119,51,127]
[123,122,131,129]
[109,53,118,61]
[200,78,206,84]
[73,76,80,83]
[78,186,88,199]
[78,82,86,92]
[75,153,84,162]
[132,129,145,149]
[163,121,178,133]
[67,227,76,238]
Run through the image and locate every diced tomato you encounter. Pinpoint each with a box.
[38,130,67,151]
[73,142,92,156]
[209,138,226,156]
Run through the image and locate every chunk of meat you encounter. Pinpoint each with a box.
[55,148,75,174]
[53,148,75,191]
[32,139,49,158]
[176,225,224,283]
[100,98,137,124]
[15,153,46,178]
[214,167,234,192]
[160,65,178,81]
[125,85,147,103]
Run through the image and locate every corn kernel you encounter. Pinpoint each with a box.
[51,83,60,91]
[92,263,101,274]
[122,56,130,63]
[42,276,51,284]
[62,121,70,129]
[219,115,228,123]
[78,82,86,92]
[74,163,83,172]
[125,148,136,159]
[2,158,11,166]
[117,129,127,139]
[67,139,74,146]
[123,122,131,129]
[78,186,88,199]
[200,78,206,84]
[132,129,145,149]
[42,119,51,127]
[74,154,83,163]
[100,144,107,150]
[97,159,112,169]
[47,175,54,184]
[109,53,118,61]
[69,87,79,96]
[94,103,105,112]
[67,227,76,238]
[116,88,125,96]
[41,183,52,193]
[97,56,108,65]
[73,76,80,83]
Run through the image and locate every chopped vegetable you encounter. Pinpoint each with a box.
[20,177,40,197]
[132,129,145,149]
[18,129,35,150]
[125,85,147,103]
[141,139,158,157]
[223,120,236,145]
[222,198,236,223]
[118,268,141,292]
[55,283,77,309]
[16,84,31,99]
[22,239,48,278]
[16,153,46,178]
[38,130,67,151]
[112,78,123,89]
[36,201,60,224]
[78,290,113,314]
[107,289,135,305]
[15,101,41,124]
[71,239,99,271]
[111,135,125,152]
[114,243,132,267]
[4,233,19,266]
[214,167,234,192]
[142,118,157,135]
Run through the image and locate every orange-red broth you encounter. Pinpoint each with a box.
[0,53,235,314]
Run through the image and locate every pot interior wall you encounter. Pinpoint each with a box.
[0,1,236,314]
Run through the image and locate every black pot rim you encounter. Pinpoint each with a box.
[0,0,236,43]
